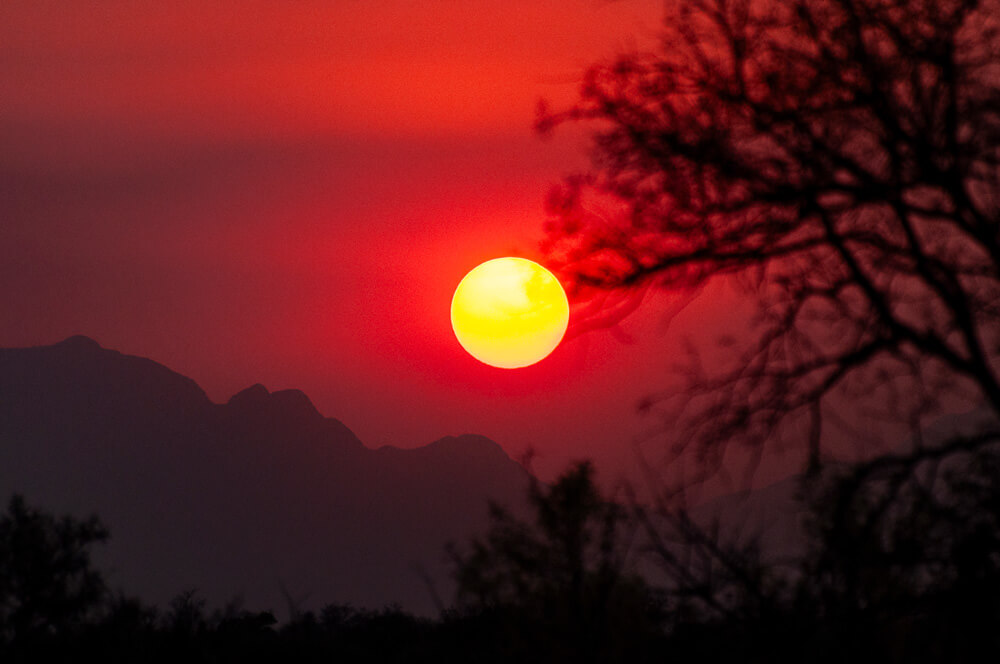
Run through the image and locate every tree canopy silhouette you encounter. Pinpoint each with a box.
[534,4,1000,657]
[540,0,1000,479]
[447,462,665,663]
[0,495,107,649]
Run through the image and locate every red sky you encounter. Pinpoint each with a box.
[1,1,780,487]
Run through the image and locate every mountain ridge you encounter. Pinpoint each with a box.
[0,336,530,616]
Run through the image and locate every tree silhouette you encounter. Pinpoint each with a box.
[540,0,1000,481]
[447,462,666,663]
[792,443,1000,661]
[0,495,107,650]
[537,2,1000,658]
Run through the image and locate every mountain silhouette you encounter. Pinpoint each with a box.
[0,337,530,616]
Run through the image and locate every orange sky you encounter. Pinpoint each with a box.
[0,1,785,488]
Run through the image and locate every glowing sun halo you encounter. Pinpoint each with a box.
[451,257,570,369]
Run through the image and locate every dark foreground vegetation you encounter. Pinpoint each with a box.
[0,466,665,664]
[4,446,1000,663]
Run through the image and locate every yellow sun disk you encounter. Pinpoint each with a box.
[451,257,569,369]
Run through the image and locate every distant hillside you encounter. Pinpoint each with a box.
[0,336,531,616]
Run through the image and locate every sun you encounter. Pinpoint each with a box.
[451,257,569,369]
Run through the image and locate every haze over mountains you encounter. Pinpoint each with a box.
[0,336,531,616]
[9,336,957,617]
